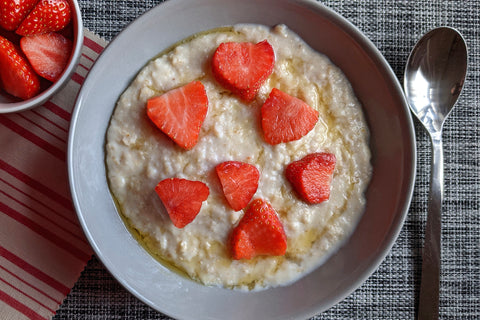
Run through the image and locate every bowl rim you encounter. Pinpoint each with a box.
[0,0,83,114]
[68,0,416,319]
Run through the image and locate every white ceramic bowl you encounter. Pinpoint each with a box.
[68,0,416,319]
[0,0,83,114]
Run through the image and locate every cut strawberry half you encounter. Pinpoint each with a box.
[216,161,260,211]
[0,35,40,100]
[230,199,287,260]
[154,178,210,228]
[20,32,72,82]
[212,40,274,102]
[0,0,38,31]
[146,81,208,150]
[16,0,71,36]
[285,152,336,204]
[261,88,319,145]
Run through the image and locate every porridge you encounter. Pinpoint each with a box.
[105,24,371,290]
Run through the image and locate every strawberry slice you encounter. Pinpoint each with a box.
[16,0,71,36]
[285,152,336,204]
[154,178,210,228]
[212,40,274,102]
[230,199,287,260]
[146,81,208,150]
[20,32,72,82]
[216,161,260,211]
[261,88,319,144]
[0,0,38,31]
[0,36,40,100]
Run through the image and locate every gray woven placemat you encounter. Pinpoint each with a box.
[54,0,480,319]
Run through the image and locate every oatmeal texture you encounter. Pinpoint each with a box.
[105,24,372,290]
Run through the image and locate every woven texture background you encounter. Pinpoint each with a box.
[54,0,479,319]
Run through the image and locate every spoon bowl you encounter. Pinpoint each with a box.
[405,27,467,134]
[404,27,467,320]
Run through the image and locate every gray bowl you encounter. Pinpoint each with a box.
[0,0,83,113]
[68,0,416,319]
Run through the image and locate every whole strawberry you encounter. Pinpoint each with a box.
[16,0,71,36]
[0,35,40,100]
[0,0,38,31]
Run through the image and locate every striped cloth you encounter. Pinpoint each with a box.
[0,29,107,320]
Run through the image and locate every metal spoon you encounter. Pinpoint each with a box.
[404,27,467,319]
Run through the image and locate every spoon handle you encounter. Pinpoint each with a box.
[417,133,444,320]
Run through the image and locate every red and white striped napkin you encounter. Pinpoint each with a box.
[0,29,107,320]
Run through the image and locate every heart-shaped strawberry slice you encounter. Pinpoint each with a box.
[146,81,209,150]
[212,40,275,102]
[155,178,210,228]
[216,161,260,211]
[261,88,319,144]
[285,152,336,204]
[230,199,287,260]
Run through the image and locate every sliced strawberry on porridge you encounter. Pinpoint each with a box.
[212,40,274,102]
[230,199,287,260]
[216,161,260,211]
[146,81,209,150]
[285,152,336,204]
[261,88,319,145]
[154,178,210,228]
